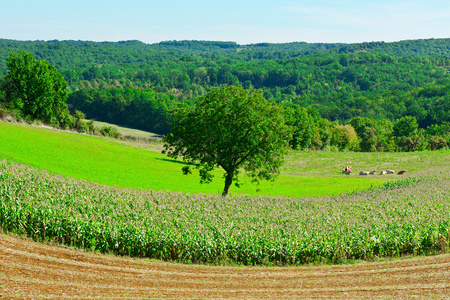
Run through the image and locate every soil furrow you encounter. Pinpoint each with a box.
[1,234,450,299]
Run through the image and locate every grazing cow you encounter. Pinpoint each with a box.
[398,170,406,175]
[369,169,377,175]
[380,171,387,175]
[387,169,395,174]
[359,171,369,175]
[342,166,352,175]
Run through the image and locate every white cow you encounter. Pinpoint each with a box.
[342,166,352,175]
[380,171,387,175]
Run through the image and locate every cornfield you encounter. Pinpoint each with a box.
[1,160,449,266]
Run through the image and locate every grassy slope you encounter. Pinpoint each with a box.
[0,121,430,197]
[91,120,161,138]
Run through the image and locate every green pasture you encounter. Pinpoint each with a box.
[91,120,161,139]
[284,149,450,176]
[3,121,448,198]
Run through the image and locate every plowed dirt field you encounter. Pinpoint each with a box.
[1,233,449,299]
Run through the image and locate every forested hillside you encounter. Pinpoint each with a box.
[1,38,450,148]
[2,38,450,69]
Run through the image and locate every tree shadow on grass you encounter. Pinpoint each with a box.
[155,157,198,166]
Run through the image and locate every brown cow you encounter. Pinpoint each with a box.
[342,166,352,175]
[398,170,406,175]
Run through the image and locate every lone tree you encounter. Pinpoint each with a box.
[1,50,69,126]
[163,85,293,196]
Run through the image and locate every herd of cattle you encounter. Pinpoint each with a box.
[342,166,406,175]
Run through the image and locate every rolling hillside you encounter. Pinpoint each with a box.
[0,121,389,197]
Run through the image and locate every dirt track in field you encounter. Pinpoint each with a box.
[1,234,449,299]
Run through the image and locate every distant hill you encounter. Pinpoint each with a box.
[2,38,450,74]
[2,38,450,131]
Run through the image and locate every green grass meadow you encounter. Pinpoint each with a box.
[91,120,161,138]
[0,122,394,197]
[2,121,449,198]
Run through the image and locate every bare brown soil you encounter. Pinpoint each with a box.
[1,233,449,299]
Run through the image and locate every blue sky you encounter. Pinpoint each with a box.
[1,0,449,44]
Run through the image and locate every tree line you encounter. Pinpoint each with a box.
[67,87,176,135]
[0,51,122,138]
[1,44,450,151]
[3,38,450,71]
[52,52,450,125]
[2,39,450,125]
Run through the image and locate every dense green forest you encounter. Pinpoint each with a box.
[67,87,175,134]
[1,38,450,150]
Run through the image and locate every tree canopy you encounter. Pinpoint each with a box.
[2,41,450,153]
[163,85,292,196]
[3,40,450,131]
[1,50,69,126]
[67,87,176,135]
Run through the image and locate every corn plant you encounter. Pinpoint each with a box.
[1,160,449,266]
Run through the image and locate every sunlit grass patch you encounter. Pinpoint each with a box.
[240,175,386,198]
[91,120,161,139]
[0,122,389,197]
[284,148,450,176]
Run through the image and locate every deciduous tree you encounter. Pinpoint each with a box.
[393,116,421,151]
[282,102,315,150]
[163,85,292,196]
[1,50,69,126]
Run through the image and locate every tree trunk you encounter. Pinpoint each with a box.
[222,171,233,196]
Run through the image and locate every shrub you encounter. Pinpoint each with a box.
[86,119,96,134]
[6,109,24,122]
[0,108,7,119]
[397,136,425,152]
[73,110,86,130]
[331,124,360,151]
[59,113,73,129]
[427,136,448,150]
[78,121,90,133]
[70,110,96,134]
[99,126,121,138]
